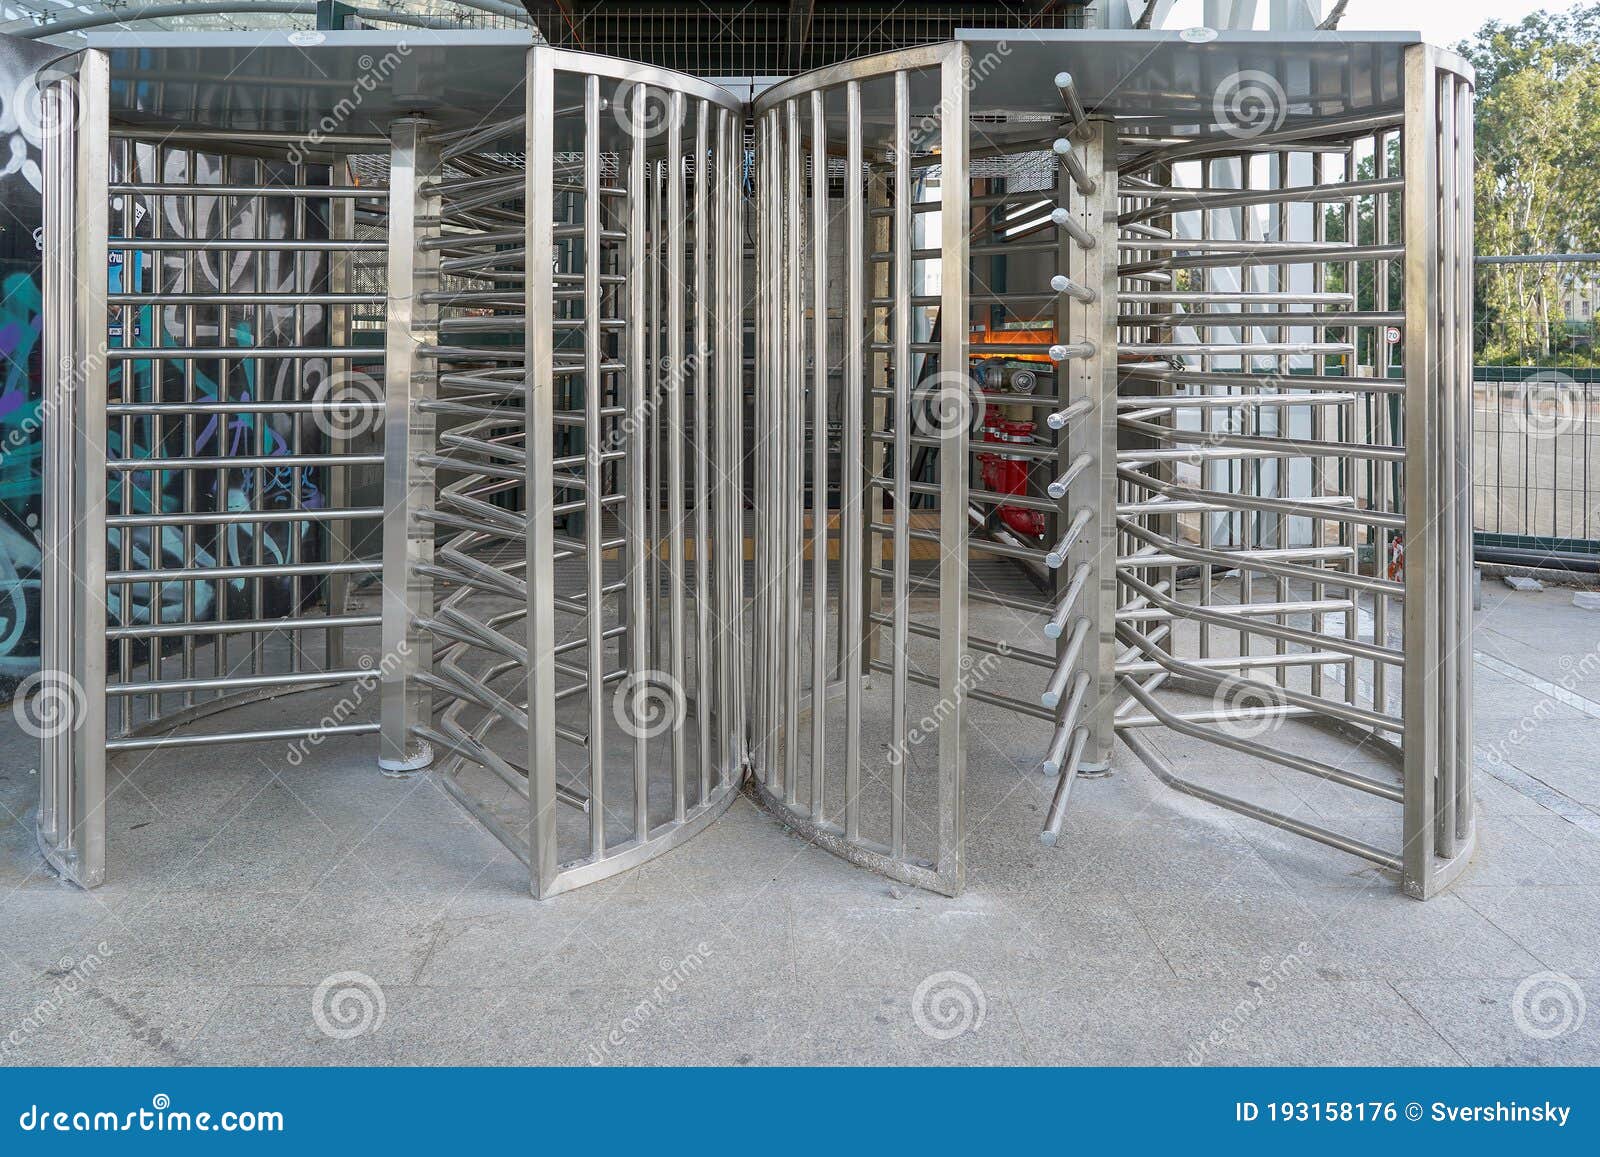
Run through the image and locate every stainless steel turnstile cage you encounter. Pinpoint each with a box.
[36,29,1475,900]
[747,33,1476,899]
[381,55,748,897]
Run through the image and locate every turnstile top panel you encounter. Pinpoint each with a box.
[956,29,1437,138]
[84,30,536,135]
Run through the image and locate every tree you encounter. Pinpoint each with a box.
[1464,4,1600,363]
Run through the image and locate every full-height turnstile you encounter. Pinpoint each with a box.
[36,29,1474,899]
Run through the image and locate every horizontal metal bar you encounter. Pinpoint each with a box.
[1124,312,1402,327]
[1121,291,1354,305]
[1118,726,1402,871]
[107,560,377,583]
[1119,342,1354,357]
[107,614,380,640]
[108,454,383,471]
[1475,253,1600,265]
[108,722,380,751]
[106,347,379,361]
[107,507,382,528]
[110,127,389,146]
[1046,508,1093,568]
[110,238,384,252]
[108,401,381,416]
[1045,563,1093,640]
[110,182,389,198]
[1041,619,1092,707]
[109,669,374,696]
[108,293,384,306]
[869,659,1055,722]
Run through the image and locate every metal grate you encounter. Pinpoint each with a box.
[521,2,1089,76]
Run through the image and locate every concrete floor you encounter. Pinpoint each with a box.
[3,583,1599,1067]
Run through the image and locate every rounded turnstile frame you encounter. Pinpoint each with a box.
[38,32,1476,900]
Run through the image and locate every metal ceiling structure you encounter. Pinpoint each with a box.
[4,0,1094,62]
[518,2,1092,75]
[1,0,528,42]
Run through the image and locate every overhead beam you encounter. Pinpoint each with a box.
[787,0,815,73]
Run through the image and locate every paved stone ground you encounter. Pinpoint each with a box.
[2,584,1599,1067]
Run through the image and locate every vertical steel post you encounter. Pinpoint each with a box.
[889,71,912,861]
[525,49,561,896]
[667,89,689,822]
[1086,121,1119,772]
[628,81,651,841]
[934,44,970,888]
[63,53,110,888]
[694,100,713,805]
[379,115,440,774]
[808,88,829,823]
[842,79,866,844]
[1401,45,1441,899]
[582,74,607,850]
[784,97,804,808]
[39,75,69,864]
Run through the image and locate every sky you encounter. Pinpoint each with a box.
[1160,0,1589,48]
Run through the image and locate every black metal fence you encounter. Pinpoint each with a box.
[1474,254,1600,564]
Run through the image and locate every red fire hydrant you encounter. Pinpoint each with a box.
[978,416,1044,538]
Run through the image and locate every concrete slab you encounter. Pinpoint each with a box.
[2,581,1598,1066]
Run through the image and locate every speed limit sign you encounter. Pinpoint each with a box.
[1384,325,1402,345]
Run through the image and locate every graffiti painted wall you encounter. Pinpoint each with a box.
[0,33,59,693]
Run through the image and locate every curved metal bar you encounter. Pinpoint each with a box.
[7,2,473,39]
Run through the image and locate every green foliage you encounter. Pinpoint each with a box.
[1467,3,1600,365]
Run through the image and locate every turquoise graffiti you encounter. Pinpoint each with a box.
[0,268,43,679]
